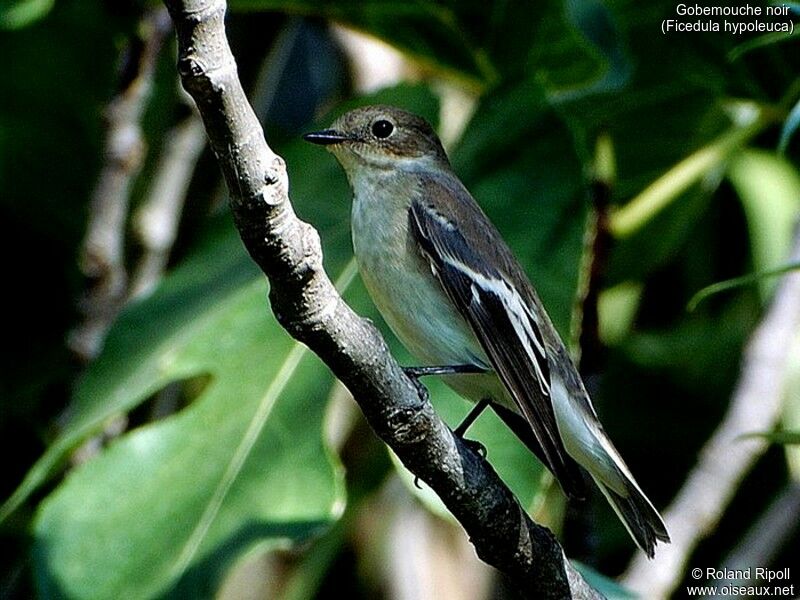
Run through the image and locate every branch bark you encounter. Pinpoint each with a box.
[622,226,800,598]
[161,1,601,597]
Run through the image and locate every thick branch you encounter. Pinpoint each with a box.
[161,1,600,597]
[622,227,800,598]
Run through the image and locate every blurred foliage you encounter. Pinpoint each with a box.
[1,0,799,598]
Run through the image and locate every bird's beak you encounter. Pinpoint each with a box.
[303,129,351,146]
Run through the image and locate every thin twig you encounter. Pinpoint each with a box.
[572,132,615,373]
[130,106,206,299]
[70,7,173,360]
[622,225,800,599]
[161,1,601,597]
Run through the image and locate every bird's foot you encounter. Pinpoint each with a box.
[402,367,431,402]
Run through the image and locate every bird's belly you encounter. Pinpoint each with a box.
[359,246,485,368]
[351,201,487,371]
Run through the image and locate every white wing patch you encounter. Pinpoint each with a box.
[447,255,551,397]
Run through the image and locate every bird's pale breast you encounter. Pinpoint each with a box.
[350,169,487,369]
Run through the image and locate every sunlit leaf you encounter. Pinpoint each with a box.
[727,149,800,298]
[32,216,352,599]
[0,0,54,29]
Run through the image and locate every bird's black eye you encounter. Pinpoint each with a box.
[371,119,394,139]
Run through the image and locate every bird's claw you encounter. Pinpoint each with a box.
[402,367,430,402]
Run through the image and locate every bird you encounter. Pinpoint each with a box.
[304,105,670,557]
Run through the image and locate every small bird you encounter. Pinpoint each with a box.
[304,105,669,557]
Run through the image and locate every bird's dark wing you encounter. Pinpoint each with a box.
[408,182,584,498]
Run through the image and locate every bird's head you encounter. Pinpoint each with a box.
[303,105,449,173]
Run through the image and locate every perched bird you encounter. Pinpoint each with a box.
[304,105,669,557]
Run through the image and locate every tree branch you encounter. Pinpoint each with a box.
[70,7,173,360]
[130,107,206,299]
[622,225,800,598]
[161,1,601,597]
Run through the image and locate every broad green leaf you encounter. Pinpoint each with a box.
[727,149,800,298]
[31,211,354,598]
[34,275,346,599]
[1,219,261,524]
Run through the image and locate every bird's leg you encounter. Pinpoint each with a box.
[403,364,488,378]
[453,397,490,458]
[402,365,490,489]
[401,364,488,403]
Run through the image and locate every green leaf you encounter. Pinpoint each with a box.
[727,149,800,298]
[0,0,54,29]
[31,217,351,599]
[1,219,261,524]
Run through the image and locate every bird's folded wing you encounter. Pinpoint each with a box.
[408,194,584,497]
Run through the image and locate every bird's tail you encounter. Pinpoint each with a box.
[591,469,670,558]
